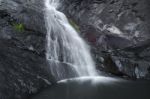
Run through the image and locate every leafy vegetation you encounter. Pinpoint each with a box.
[13,23,25,32]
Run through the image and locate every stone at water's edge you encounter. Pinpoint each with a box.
[0,0,56,99]
[61,0,150,79]
[0,0,150,99]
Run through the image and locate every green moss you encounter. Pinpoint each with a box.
[68,19,80,32]
[13,23,25,32]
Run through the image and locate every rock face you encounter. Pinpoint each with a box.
[0,0,56,99]
[0,0,150,98]
[62,0,150,79]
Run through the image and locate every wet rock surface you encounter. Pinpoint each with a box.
[62,0,150,79]
[0,0,56,99]
[0,0,150,99]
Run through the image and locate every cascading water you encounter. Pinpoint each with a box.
[45,0,98,80]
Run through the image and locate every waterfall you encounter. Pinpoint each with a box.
[45,0,98,80]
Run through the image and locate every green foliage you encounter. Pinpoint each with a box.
[69,19,80,32]
[13,23,25,32]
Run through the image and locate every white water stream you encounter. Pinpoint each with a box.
[45,0,98,79]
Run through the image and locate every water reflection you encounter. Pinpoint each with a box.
[31,77,150,99]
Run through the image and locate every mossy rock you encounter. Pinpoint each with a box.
[13,23,25,32]
[68,19,80,33]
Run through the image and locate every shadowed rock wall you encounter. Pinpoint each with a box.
[0,0,56,99]
[61,0,150,79]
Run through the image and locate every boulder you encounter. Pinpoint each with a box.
[0,0,56,99]
[62,0,150,79]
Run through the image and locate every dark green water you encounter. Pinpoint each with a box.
[31,77,150,99]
